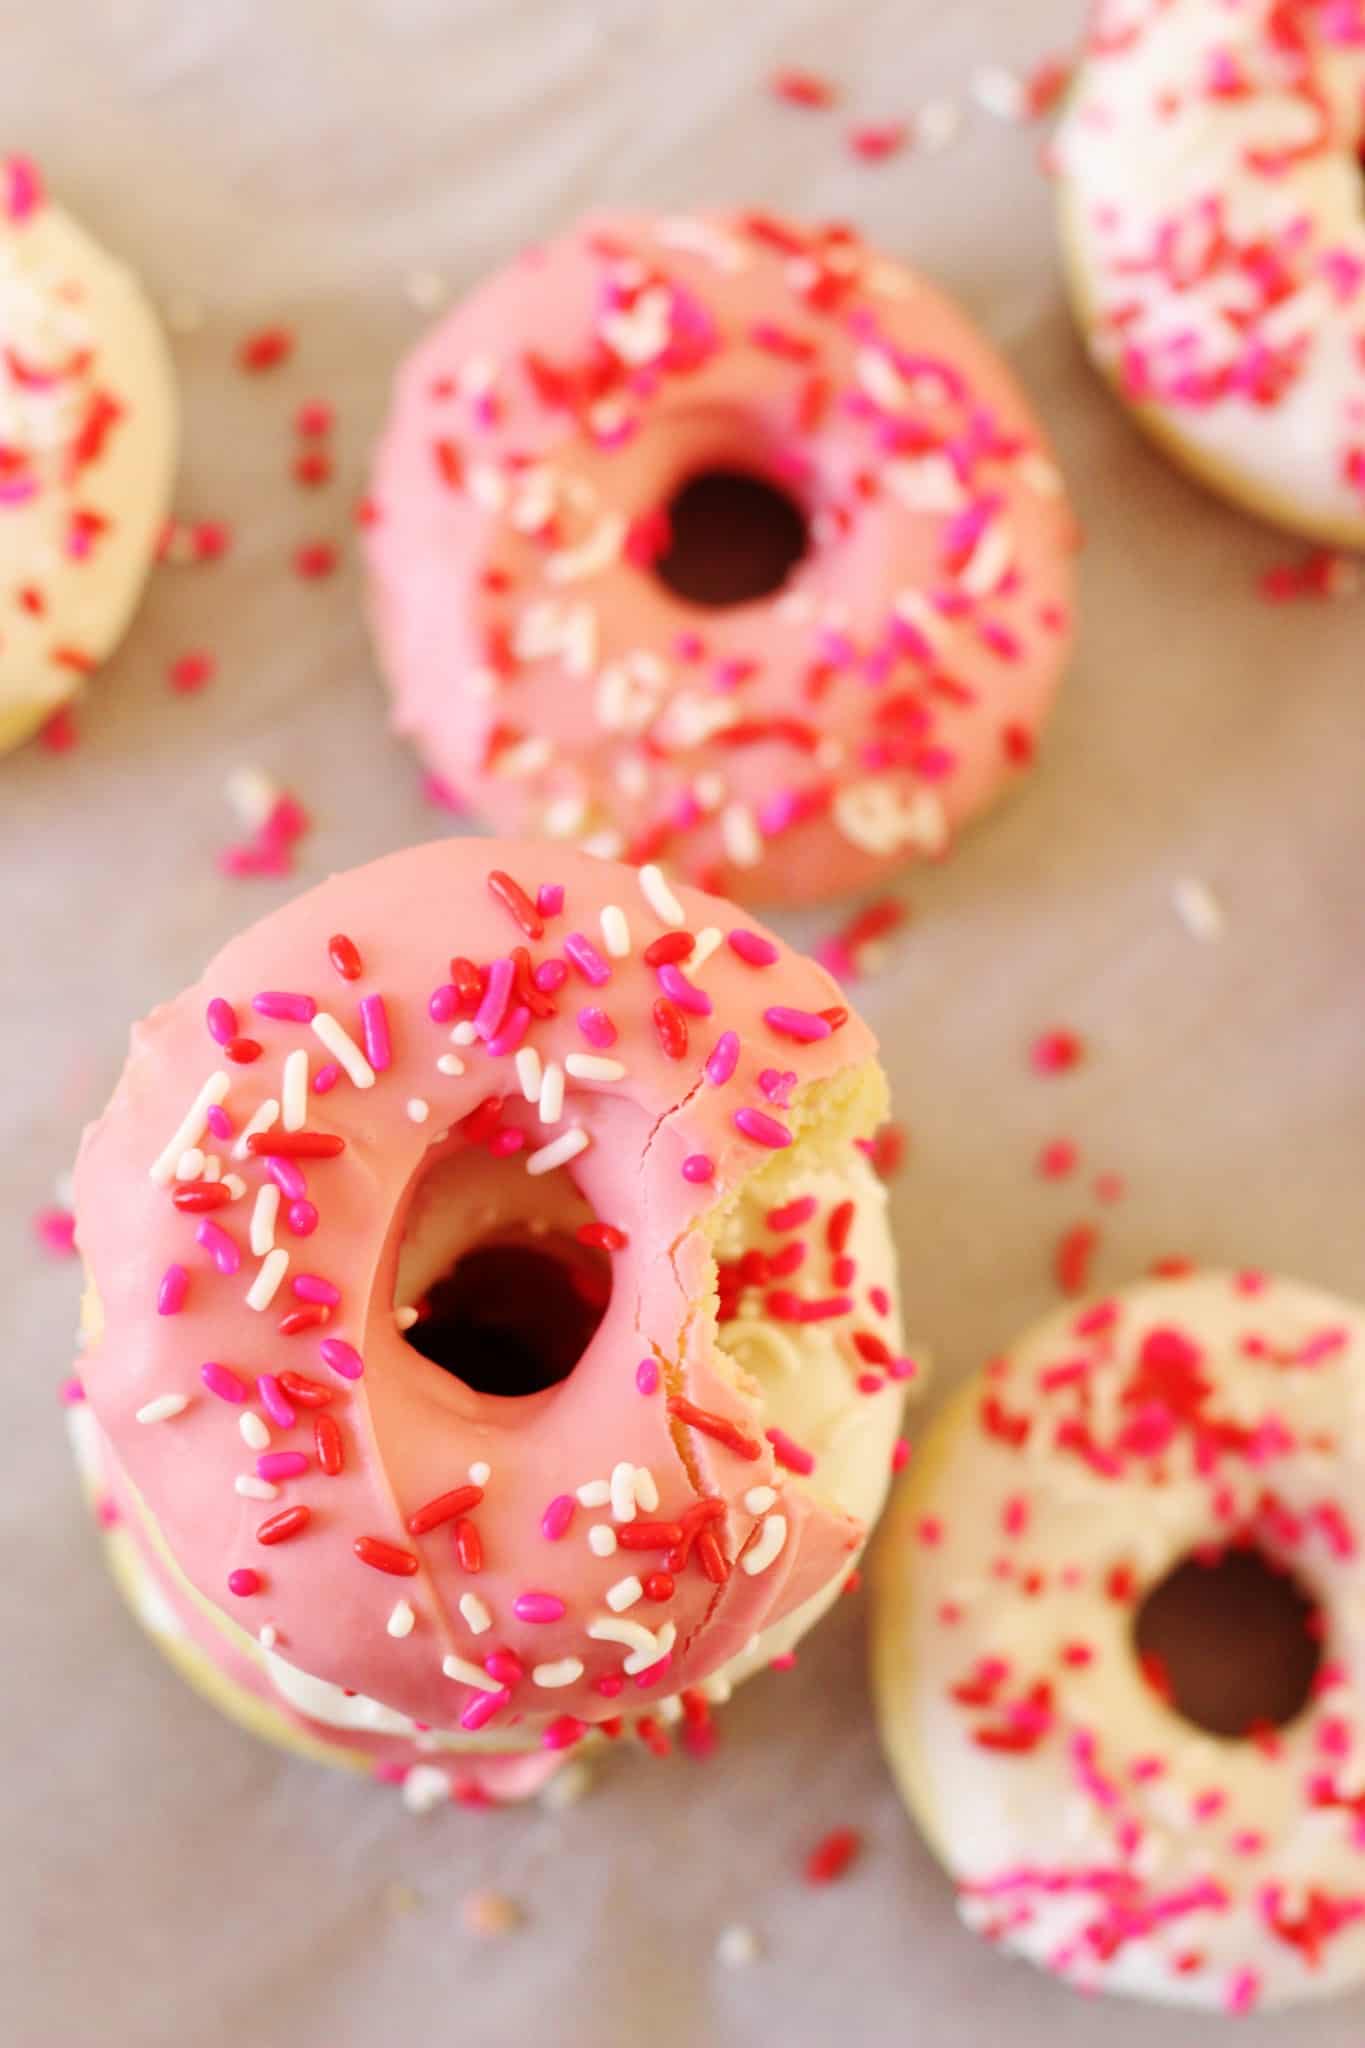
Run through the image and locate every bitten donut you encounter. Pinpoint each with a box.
[873,1270,1365,2012]
[68,839,915,1808]
[0,157,176,752]
[1058,1,1365,544]
[365,211,1077,906]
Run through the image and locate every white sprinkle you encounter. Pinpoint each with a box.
[395,1305,419,1332]
[564,1053,627,1084]
[580,828,625,861]
[281,1049,309,1132]
[971,63,1026,122]
[638,863,685,927]
[226,765,279,831]
[437,1053,466,1077]
[716,1924,760,1968]
[1172,877,1225,942]
[469,1461,491,1487]
[221,1173,246,1202]
[577,1480,611,1508]
[259,1623,280,1651]
[610,1460,637,1524]
[918,97,962,154]
[515,1046,543,1104]
[250,1182,280,1257]
[633,1466,659,1513]
[526,1127,589,1176]
[245,1247,289,1313]
[443,1653,494,1690]
[136,1393,189,1424]
[406,1098,430,1124]
[532,1658,585,1689]
[235,1474,278,1501]
[721,801,763,870]
[460,1593,492,1635]
[588,1524,618,1558]
[239,1411,270,1451]
[744,1485,778,1515]
[451,1020,478,1047]
[401,1764,451,1815]
[311,1012,375,1090]
[606,1575,644,1613]
[741,1513,788,1576]
[200,1153,223,1184]
[232,1099,280,1159]
[176,1147,205,1182]
[538,1061,565,1126]
[599,904,631,958]
[546,511,626,585]
[690,926,723,973]
[149,1072,230,1183]
[387,1600,416,1639]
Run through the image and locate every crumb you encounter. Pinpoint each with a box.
[461,1889,523,1937]
[1172,877,1225,942]
[716,1923,761,1967]
[540,1759,593,1810]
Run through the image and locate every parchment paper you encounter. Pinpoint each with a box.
[4,3,1363,2043]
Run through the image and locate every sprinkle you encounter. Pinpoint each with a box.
[240,1412,270,1451]
[764,1005,831,1043]
[149,1073,230,1183]
[256,1505,311,1546]
[437,1054,465,1077]
[610,1461,638,1524]
[227,1569,260,1598]
[716,1924,760,1967]
[770,66,838,108]
[487,868,545,940]
[460,1593,492,1634]
[705,1031,740,1086]
[542,1495,576,1541]
[200,1360,248,1403]
[232,1100,280,1157]
[310,1012,376,1089]
[406,1098,429,1124]
[249,1183,280,1256]
[354,1535,418,1576]
[254,992,317,1024]
[460,1688,510,1732]
[526,1127,589,1176]
[653,998,688,1060]
[847,120,907,161]
[745,1486,778,1514]
[328,933,362,980]
[607,1576,644,1613]
[600,904,631,958]
[589,1525,618,1557]
[319,1337,365,1381]
[455,1520,483,1572]
[668,1396,761,1460]
[468,1460,491,1487]
[444,1653,497,1689]
[245,1247,290,1311]
[157,1265,189,1316]
[721,801,762,869]
[515,1046,543,1103]
[1055,1223,1098,1298]
[257,1374,296,1428]
[634,1467,659,1512]
[682,1155,714,1183]
[515,1592,567,1624]
[314,1412,344,1475]
[564,933,611,987]
[281,1050,309,1132]
[238,324,294,372]
[258,1450,308,1482]
[206,998,238,1045]
[1030,1029,1084,1075]
[538,1061,565,1125]
[741,1514,788,1575]
[407,1485,484,1536]
[577,1007,617,1048]
[577,1480,611,1508]
[636,1358,660,1395]
[532,1659,584,1689]
[387,1599,415,1638]
[766,1426,815,1475]
[1172,877,1225,942]
[804,1826,861,1884]
[237,1474,278,1501]
[136,1393,189,1424]
[564,1053,626,1083]
[734,1107,791,1149]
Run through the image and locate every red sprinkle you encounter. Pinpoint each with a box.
[168,650,216,694]
[804,1825,862,1884]
[847,120,908,161]
[407,1484,484,1536]
[653,996,688,1061]
[455,1518,483,1573]
[171,1182,233,1213]
[246,1130,345,1158]
[1055,1223,1099,1298]
[1031,1029,1085,1075]
[770,66,838,109]
[487,867,545,940]
[353,1535,419,1576]
[224,1036,263,1064]
[256,1505,311,1546]
[276,1371,333,1407]
[238,325,294,372]
[293,540,338,580]
[314,1412,344,1475]
[328,932,363,980]
[667,1395,761,1461]
[576,1221,628,1252]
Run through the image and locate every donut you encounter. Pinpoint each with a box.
[0,157,176,752]
[364,211,1077,907]
[69,837,914,1806]
[1057,1,1365,545]
[872,1269,1365,2012]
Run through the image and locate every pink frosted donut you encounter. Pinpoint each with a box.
[365,212,1077,906]
[70,839,912,1806]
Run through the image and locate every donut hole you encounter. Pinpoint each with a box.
[654,467,808,607]
[402,1230,611,1397]
[1132,1542,1322,1739]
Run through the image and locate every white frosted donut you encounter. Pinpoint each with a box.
[874,1270,1365,2013]
[0,158,176,751]
[1057,1,1365,544]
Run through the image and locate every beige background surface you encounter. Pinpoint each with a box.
[3,2,1362,2042]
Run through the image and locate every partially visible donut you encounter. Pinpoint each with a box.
[365,211,1077,906]
[873,1270,1365,2012]
[0,157,176,751]
[69,839,915,1805]
[1058,1,1365,544]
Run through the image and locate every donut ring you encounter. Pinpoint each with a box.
[873,1270,1365,2012]
[365,211,1077,907]
[0,157,176,752]
[1058,1,1365,545]
[71,839,913,1804]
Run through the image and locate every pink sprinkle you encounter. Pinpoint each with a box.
[266,1156,307,1200]
[564,933,611,986]
[253,991,317,1023]
[429,984,458,1023]
[205,1104,233,1141]
[577,1006,617,1048]
[312,1063,340,1094]
[513,1592,566,1623]
[735,1106,792,1149]
[257,1374,295,1428]
[196,1220,240,1275]
[636,1357,660,1395]
[537,883,565,919]
[206,997,239,1045]
[258,1450,308,1480]
[359,994,392,1071]
[460,1686,510,1732]
[767,1426,816,1475]
[157,1264,189,1316]
[541,1495,575,1541]
[657,964,712,1016]
[58,1376,84,1406]
[485,1003,531,1058]
[475,957,514,1041]
[682,1154,714,1184]
[6,156,44,222]
[286,1200,319,1237]
[292,1274,340,1306]
[848,120,908,162]
[483,1649,524,1687]
[764,1005,831,1043]
[33,1205,76,1257]
[1224,1969,1261,2016]
[535,959,568,994]
[633,1653,672,1690]
[705,1031,740,1086]
[1037,1139,1078,1180]
[319,1337,364,1381]
[200,1360,248,1403]
[489,1127,525,1157]
[543,1715,587,1751]
[227,1568,260,1597]
[891,1437,911,1473]
[728,929,779,967]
